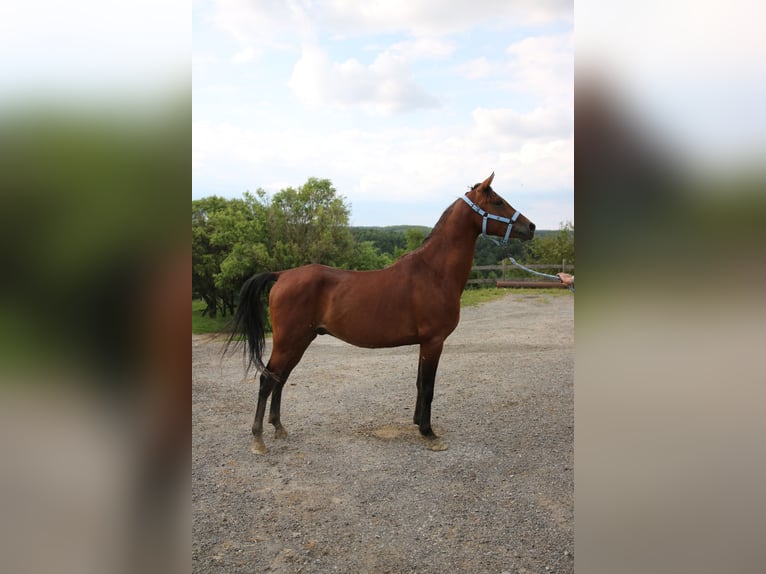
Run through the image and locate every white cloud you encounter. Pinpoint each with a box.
[497,138,574,192]
[453,32,573,106]
[325,0,571,36]
[456,57,493,80]
[194,1,573,226]
[211,0,313,49]
[386,37,455,60]
[231,47,255,64]
[285,36,451,114]
[194,102,572,203]
[209,0,571,51]
[504,33,573,101]
[472,105,572,142]
[193,53,219,66]
[469,104,573,191]
[288,44,440,114]
[577,0,766,168]
[0,0,189,96]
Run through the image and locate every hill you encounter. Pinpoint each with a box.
[350,225,558,265]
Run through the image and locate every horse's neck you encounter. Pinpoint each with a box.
[413,213,477,294]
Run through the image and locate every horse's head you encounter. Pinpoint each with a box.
[462,172,535,243]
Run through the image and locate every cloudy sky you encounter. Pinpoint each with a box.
[193,0,573,228]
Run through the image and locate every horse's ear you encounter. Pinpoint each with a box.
[476,172,495,194]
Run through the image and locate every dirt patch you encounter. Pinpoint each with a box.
[193,292,573,573]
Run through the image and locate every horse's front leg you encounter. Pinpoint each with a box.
[414,341,448,451]
[414,362,423,426]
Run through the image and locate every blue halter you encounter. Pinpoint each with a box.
[459,194,520,246]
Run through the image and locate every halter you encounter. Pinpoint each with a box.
[459,194,520,246]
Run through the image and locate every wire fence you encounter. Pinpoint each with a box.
[468,260,574,287]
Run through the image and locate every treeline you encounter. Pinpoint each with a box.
[193,178,573,317]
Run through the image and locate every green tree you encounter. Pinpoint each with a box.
[472,236,527,266]
[213,191,270,301]
[392,227,427,258]
[348,240,393,270]
[193,178,401,319]
[524,221,575,265]
[350,227,407,257]
[267,178,354,269]
[192,192,270,317]
[405,228,426,251]
[192,196,230,317]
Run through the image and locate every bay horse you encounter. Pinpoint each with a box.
[225,173,535,453]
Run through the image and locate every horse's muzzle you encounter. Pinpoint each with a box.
[521,223,536,240]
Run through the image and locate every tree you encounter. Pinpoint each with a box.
[266,178,354,269]
[472,236,527,266]
[213,191,270,305]
[524,221,575,265]
[392,227,427,259]
[193,178,401,319]
[192,193,270,317]
[348,240,393,270]
[192,196,230,317]
[405,228,426,251]
[350,227,407,258]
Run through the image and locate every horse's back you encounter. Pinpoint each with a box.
[269,264,342,313]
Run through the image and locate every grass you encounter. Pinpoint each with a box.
[192,299,233,335]
[460,287,510,307]
[192,288,570,334]
[460,286,569,307]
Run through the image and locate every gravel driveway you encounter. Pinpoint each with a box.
[193,292,573,573]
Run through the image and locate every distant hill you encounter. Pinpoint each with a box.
[350,225,557,265]
[351,225,556,236]
[352,225,432,234]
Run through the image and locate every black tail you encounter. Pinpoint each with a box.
[222,272,279,374]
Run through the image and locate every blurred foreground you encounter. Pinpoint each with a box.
[0,3,189,573]
[0,100,190,574]
[576,2,766,572]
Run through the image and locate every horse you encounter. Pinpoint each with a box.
[224,172,535,453]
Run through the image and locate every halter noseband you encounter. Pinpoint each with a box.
[459,194,520,246]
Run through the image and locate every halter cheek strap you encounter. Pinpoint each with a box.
[459,194,520,246]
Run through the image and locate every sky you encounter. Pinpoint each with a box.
[576,0,766,174]
[193,0,574,229]
[0,0,188,101]
[0,1,761,228]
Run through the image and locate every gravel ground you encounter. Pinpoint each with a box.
[193,292,573,574]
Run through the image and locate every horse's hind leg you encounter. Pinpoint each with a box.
[251,332,316,453]
[251,369,287,454]
[268,377,289,439]
[251,371,276,454]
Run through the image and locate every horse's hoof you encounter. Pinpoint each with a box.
[424,437,448,451]
[274,427,288,439]
[251,438,268,454]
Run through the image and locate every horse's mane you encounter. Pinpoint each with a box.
[390,202,455,264]
[397,182,491,258]
[422,200,456,244]
[422,182,488,245]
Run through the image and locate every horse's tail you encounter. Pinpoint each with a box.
[223,272,279,374]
